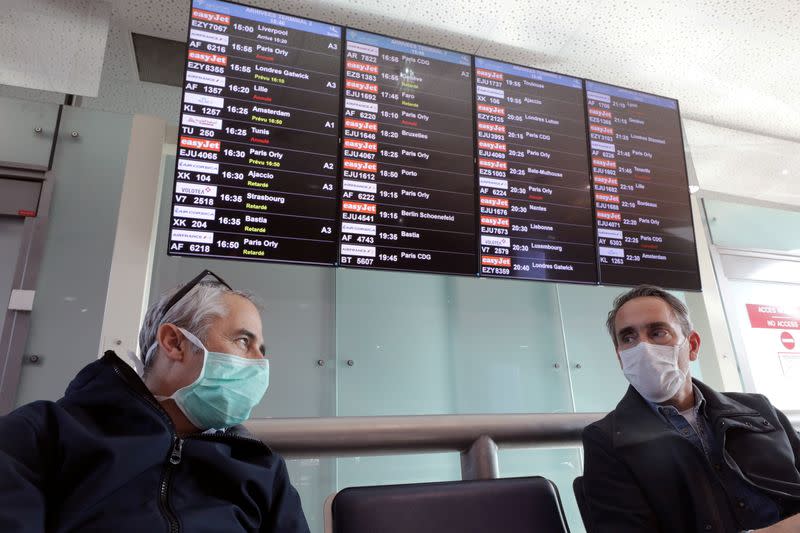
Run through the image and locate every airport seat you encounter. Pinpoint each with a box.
[572,476,590,530]
[325,476,571,533]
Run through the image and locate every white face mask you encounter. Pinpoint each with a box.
[619,338,688,403]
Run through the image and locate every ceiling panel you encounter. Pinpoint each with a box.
[685,119,800,206]
[1,0,799,204]
[0,0,111,96]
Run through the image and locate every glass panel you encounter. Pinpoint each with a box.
[0,95,59,169]
[289,457,335,533]
[337,453,461,489]
[335,268,574,416]
[705,199,800,253]
[447,277,573,414]
[16,107,132,405]
[335,268,458,416]
[499,447,585,533]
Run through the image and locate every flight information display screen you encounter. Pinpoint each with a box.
[586,81,700,290]
[338,29,476,275]
[474,57,596,283]
[168,0,342,265]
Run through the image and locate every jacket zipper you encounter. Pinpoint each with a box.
[111,362,182,533]
[109,356,273,532]
[159,437,183,533]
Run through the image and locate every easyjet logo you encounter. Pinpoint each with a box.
[480,196,509,208]
[344,119,378,132]
[596,210,621,221]
[476,68,503,81]
[179,136,221,152]
[481,216,510,228]
[590,124,614,135]
[478,140,506,151]
[346,60,379,75]
[588,107,612,119]
[481,255,511,267]
[342,159,377,172]
[342,201,376,214]
[346,79,379,93]
[477,104,505,115]
[192,8,230,24]
[343,139,378,152]
[188,50,227,66]
[592,158,617,169]
[594,176,619,186]
[479,158,507,170]
[595,193,619,203]
[477,121,506,134]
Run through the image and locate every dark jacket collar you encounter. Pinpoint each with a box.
[61,350,175,428]
[612,378,759,448]
[64,351,270,452]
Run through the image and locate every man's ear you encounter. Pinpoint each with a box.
[688,330,701,362]
[157,324,186,362]
[614,343,623,369]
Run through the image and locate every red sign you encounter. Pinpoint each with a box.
[746,304,800,330]
[191,8,230,24]
[481,255,511,267]
[345,79,378,93]
[187,50,227,66]
[781,332,795,350]
[344,119,378,132]
[475,68,503,81]
[479,196,509,209]
[179,136,221,152]
[477,104,505,115]
[341,201,376,214]
[342,159,377,173]
[346,60,379,75]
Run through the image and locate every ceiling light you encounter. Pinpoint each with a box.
[689,185,700,194]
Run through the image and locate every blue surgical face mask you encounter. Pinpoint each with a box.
[156,327,269,430]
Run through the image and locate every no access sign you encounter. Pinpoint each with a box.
[746,304,800,330]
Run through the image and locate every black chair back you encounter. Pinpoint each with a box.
[331,476,570,533]
[572,476,590,530]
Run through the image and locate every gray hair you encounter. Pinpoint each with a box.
[606,285,693,347]
[138,281,258,375]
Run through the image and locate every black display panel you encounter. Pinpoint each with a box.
[474,57,596,283]
[337,29,476,275]
[167,0,342,265]
[585,81,700,290]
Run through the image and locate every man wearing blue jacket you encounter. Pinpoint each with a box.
[0,270,310,532]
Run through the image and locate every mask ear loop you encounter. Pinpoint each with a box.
[127,350,145,376]
[677,335,692,380]
[129,342,159,377]
[177,327,210,354]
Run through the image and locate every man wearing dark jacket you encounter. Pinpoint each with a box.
[582,285,800,533]
[0,270,310,533]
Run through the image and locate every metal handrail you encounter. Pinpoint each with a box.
[246,410,800,481]
[788,411,800,431]
[246,412,605,457]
